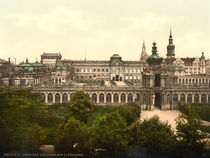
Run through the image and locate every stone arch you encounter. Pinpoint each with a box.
[92,93,97,103]
[167,94,170,104]
[173,94,178,102]
[106,93,111,103]
[187,94,192,103]
[41,93,45,101]
[136,93,140,102]
[121,93,126,103]
[155,92,161,108]
[201,94,206,103]
[48,93,53,103]
[114,93,119,103]
[180,94,185,103]
[99,93,104,103]
[194,94,199,103]
[55,93,60,103]
[62,93,68,103]
[128,93,133,103]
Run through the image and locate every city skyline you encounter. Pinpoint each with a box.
[0,0,209,63]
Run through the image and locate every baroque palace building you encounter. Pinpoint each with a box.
[1,30,210,110]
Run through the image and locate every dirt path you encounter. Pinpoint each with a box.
[140,108,210,131]
[140,108,182,130]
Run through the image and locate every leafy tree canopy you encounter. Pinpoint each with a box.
[176,105,207,157]
[89,111,128,154]
[25,123,46,152]
[69,91,94,123]
[56,117,89,153]
[129,116,176,154]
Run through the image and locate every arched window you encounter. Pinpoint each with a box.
[62,93,68,103]
[48,93,53,103]
[167,94,170,104]
[121,93,126,103]
[187,94,192,103]
[180,94,185,103]
[41,93,45,101]
[173,94,178,102]
[128,93,133,103]
[194,94,199,103]
[92,93,97,103]
[106,93,111,103]
[55,93,60,103]
[136,93,140,102]
[201,94,206,103]
[114,93,119,103]
[99,94,104,103]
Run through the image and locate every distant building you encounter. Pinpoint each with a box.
[2,29,210,109]
[0,58,13,87]
[12,59,51,87]
[41,53,62,68]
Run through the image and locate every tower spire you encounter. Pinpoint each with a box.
[140,40,148,60]
[167,28,175,58]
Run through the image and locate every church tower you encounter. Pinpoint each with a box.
[166,29,175,58]
[140,41,148,60]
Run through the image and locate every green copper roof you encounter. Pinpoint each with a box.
[56,65,68,70]
[166,65,185,71]
[146,54,163,65]
[111,54,121,58]
[19,63,32,67]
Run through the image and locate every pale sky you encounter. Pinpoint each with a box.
[0,0,209,63]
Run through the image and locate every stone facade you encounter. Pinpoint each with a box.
[2,30,210,110]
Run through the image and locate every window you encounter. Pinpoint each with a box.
[128,94,133,103]
[201,94,206,103]
[173,94,178,102]
[180,94,185,102]
[187,94,192,103]
[194,94,199,103]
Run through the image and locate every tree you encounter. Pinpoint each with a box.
[176,105,207,157]
[69,91,94,123]
[119,103,140,126]
[129,116,176,154]
[89,111,128,154]
[56,117,89,153]
[0,118,11,154]
[25,123,46,152]
[0,88,46,151]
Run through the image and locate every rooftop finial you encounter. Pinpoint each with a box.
[170,27,172,38]
[152,41,158,55]
[26,58,28,63]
